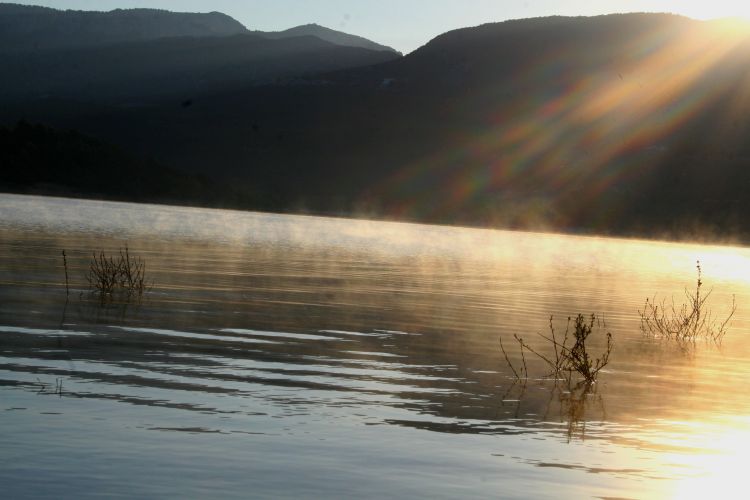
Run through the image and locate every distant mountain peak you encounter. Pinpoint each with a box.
[255,23,401,55]
[0,4,249,52]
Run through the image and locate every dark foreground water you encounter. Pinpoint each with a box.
[2,193,750,499]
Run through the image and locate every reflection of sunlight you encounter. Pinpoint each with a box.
[672,3,750,22]
[609,237,750,290]
[699,251,750,285]
[666,417,750,499]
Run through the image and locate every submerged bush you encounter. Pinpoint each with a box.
[562,314,612,384]
[86,246,147,298]
[500,313,613,385]
[639,261,736,344]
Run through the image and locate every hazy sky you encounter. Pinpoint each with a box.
[17,1,750,53]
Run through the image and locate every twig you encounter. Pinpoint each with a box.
[62,249,70,296]
[499,337,523,381]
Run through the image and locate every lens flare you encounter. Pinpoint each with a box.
[364,17,750,232]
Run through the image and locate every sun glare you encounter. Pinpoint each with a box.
[697,250,750,285]
[665,417,750,499]
[668,1,750,22]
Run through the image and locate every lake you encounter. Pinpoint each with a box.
[1,193,749,499]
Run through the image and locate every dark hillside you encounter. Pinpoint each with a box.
[0,121,261,207]
[0,4,248,52]
[0,33,400,104]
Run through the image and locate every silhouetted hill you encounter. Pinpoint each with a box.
[0,4,401,104]
[3,13,750,241]
[0,121,263,207]
[0,4,398,56]
[255,23,400,54]
[0,33,399,104]
[0,4,248,52]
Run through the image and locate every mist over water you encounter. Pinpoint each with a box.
[2,193,750,499]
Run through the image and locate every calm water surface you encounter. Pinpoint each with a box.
[2,193,750,499]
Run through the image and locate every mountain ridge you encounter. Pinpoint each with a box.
[0,3,397,54]
[0,32,400,104]
[3,12,750,240]
[0,3,247,51]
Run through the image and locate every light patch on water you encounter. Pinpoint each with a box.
[0,325,93,336]
[655,416,750,499]
[374,329,421,336]
[108,326,282,345]
[343,351,408,358]
[220,328,347,342]
[320,329,391,337]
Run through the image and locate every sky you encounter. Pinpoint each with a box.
[15,1,750,53]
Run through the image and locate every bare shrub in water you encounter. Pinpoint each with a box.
[501,314,613,385]
[87,246,147,298]
[639,261,736,344]
[499,335,528,382]
[562,314,612,384]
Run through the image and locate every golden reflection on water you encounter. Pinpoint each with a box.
[661,417,750,499]
[2,195,750,497]
[700,250,750,285]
